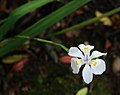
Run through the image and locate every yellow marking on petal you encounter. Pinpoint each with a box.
[75,59,81,65]
[92,62,97,66]
[84,47,89,52]
[80,60,84,64]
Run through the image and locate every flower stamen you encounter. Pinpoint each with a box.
[75,59,81,65]
[84,47,89,53]
[92,62,97,66]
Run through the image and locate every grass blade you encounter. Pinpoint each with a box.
[20,0,91,37]
[0,18,7,25]
[46,6,120,37]
[0,0,91,57]
[0,0,54,40]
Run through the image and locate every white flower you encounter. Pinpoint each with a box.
[68,44,107,84]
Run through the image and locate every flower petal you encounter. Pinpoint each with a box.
[90,50,107,59]
[71,58,82,74]
[68,47,84,58]
[82,64,93,84]
[91,59,106,75]
[79,44,94,55]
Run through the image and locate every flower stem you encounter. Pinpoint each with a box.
[17,35,69,52]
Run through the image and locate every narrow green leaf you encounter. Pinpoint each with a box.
[76,87,88,95]
[0,0,91,57]
[0,0,54,40]
[46,6,120,37]
[0,18,7,24]
[0,39,9,47]
[19,0,91,37]
[2,54,28,64]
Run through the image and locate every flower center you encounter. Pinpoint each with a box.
[92,62,97,66]
[83,54,91,63]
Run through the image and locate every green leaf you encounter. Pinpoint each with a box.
[76,87,88,95]
[2,54,28,64]
[0,18,7,25]
[0,0,54,40]
[0,39,9,47]
[0,0,91,57]
[19,0,91,37]
[46,6,120,37]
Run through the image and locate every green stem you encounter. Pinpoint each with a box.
[46,7,120,37]
[17,35,69,52]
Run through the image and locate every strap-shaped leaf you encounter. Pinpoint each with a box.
[20,0,91,37]
[0,0,54,40]
[46,6,120,37]
[0,0,91,57]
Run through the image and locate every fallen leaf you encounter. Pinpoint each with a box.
[112,57,120,76]
[76,8,84,14]
[12,57,30,71]
[95,10,112,26]
[2,54,28,64]
[65,30,80,38]
[105,39,111,50]
[59,55,72,64]
[76,87,88,95]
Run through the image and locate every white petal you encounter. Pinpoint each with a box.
[79,44,94,54]
[68,47,84,58]
[90,50,107,59]
[78,44,86,52]
[91,59,106,75]
[82,64,93,84]
[71,58,82,74]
